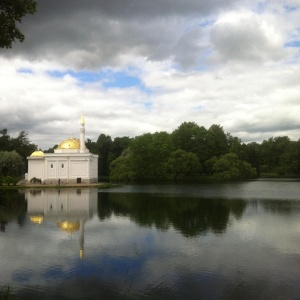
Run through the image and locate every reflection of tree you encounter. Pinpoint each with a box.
[98,193,247,237]
[261,200,295,215]
[0,190,27,231]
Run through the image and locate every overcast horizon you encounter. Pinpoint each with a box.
[1,0,300,150]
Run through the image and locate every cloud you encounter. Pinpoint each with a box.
[210,10,284,63]
[0,0,300,148]
[0,0,239,69]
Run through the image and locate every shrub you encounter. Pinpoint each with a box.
[30,177,42,184]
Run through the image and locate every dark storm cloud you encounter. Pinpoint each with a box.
[0,0,238,69]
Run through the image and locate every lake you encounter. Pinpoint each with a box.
[1,180,300,299]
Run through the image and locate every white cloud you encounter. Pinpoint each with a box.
[0,0,300,148]
[210,10,284,63]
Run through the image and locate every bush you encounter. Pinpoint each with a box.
[0,176,19,185]
[30,177,42,184]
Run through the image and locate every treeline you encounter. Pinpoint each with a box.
[0,129,36,181]
[1,122,300,181]
[73,122,300,181]
[108,123,300,181]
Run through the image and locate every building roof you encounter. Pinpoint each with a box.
[30,150,45,157]
[57,138,80,150]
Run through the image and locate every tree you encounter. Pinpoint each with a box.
[259,136,296,174]
[0,0,37,48]
[171,122,209,162]
[244,142,261,174]
[9,131,36,160]
[227,134,247,160]
[96,134,112,177]
[206,124,229,158]
[212,153,256,180]
[110,136,132,161]
[110,155,136,182]
[0,151,24,177]
[85,138,97,154]
[43,145,58,153]
[164,149,202,180]
[0,129,10,151]
[130,132,173,180]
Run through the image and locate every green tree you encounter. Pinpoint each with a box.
[203,156,218,175]
[10,131,36,160]
[164,149,202,180]
[244,142,261,174]
[276,140,298,175]
[206,124,229,158]
[227,134,247,160]
[0,129,10,151]
[0,0,37,48]
[96,134,112,177]
[0,151,24,177]
[110,155,136,181]
[259,136,296,174]
[85,138,97,154]
[171,122,209,162]
[43,144,58,153]
[212,153,256,180]
[110,136,132,161]
[130,132,173,180]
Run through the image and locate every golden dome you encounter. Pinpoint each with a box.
[57,138,80,150]
[57,221,80,233]
[30,150,44,157]
[30,216,44,224]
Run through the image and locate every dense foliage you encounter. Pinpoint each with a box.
[1,122,300,182]
[0,129,36,180]
[107,122,299,181]
[0,0,37,48]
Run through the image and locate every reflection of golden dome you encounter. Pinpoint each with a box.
[30,150,44,157]
[30,216,44,224]
[57,221,80,233]
[57,138,80,150]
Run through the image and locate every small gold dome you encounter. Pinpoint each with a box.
[57,138,80,150]
[30,150,44,157]
[57,221,80,233]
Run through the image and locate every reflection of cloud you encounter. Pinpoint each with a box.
[2,187,300,298]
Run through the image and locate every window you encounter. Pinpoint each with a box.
[50,164,53,169]
[61,163,64,169]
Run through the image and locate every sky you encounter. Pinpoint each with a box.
[0,0,300,150]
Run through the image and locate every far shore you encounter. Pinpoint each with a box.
[0,182,115,189]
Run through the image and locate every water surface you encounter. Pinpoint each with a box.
[1,180,300,299]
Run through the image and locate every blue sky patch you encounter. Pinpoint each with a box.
[285,40,300,48]
[46,69,151,93]
[284,5,298,12]
[193,105,205,111]
[17,68,33,74]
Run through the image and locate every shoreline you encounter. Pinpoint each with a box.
[0,182,115,189]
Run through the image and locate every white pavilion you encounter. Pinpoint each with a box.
[26,114,98,184]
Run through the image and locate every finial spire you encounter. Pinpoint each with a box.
[80,111,85,126]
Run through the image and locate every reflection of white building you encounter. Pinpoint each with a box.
[26,188,98,258]
[26,114,98,184]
